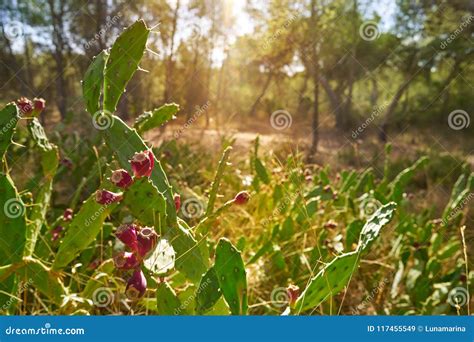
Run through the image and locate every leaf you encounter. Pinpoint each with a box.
[156,281,181,315]
[0,103,20,158]
[82,50,109,115]
[214,238,248,315]
[195,267,222,314]
[134,103,179,133]
[103,20,149,113]
[294,252,359,313]
[254,157,270,184]
[389,156,428,203]
[52,195,115,270]
[357,202,397,252]
[205,146,232,216]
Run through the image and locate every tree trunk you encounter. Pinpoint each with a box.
[248,72,273,117]
[308,0,319,158]
[164,0,180,103]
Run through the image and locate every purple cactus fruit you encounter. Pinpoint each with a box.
[234,191,250,205]
[51,225,64,241]
[113,251,140,270]
[95,189,123,205]
[32,98,46,117]
[116,223,138,251]
[63,208,73,221]
[16,97,33,116]
[174,194,181,212]
[136,226,158,258]
[110,169,133,189]
[287,284,300,305]
[130,150,154,178]
[125,269,147,300]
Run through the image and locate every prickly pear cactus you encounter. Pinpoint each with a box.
[52,195,117,270]
[294,202,397,313]
[82,50,108,115]
[195,267,222,314]
[214,238,248,315]
[134,103,179,133]
[103,20,149,113]
[156,281,181,315]
[0,103,19,158]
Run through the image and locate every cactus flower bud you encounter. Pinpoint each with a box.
[126,269,147,300]
[137,226,158,258]
[130,150,154,178]
[111,169,133,189]
[174,194,181,212]
[287,284,300,306]
[116,223,138,251]
[234,191,250,205]
[95,189,123,205]
[16,97,33,116]
[63,208,73,221]
[32,98,46,116]
[113,251,140,270]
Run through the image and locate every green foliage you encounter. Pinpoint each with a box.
[82,50,109,115]
[156,281,181,315]
[214,238,248,315]
[134,103,179,133]
[0,103,19,158]
[195,267,222,314]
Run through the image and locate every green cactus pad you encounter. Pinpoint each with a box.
[0,103,20,158]
[134,103,179,133]
[82,50,109,115]
[103,20,149,113]
[214,238,248,315]
[123,178,166,229]
[52,195,116,270]
[295,202,397,313]
[195,267,222,314]
[156,281,181,315]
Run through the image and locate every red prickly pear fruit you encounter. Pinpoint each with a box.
[60,157,73,170]
[51,225,64,241]
[16,97,33,116]
[234,191,250,205]
[32,98,46,117]
[174,194,181,212]
[110,169,133,189]
[116,223,138,251]
[136,226,158,258]
[287,284,300,306]
[113,251,140,270]
[95,189,123,205]
[130,150,154,178]
[126,269,147,300]
[63,208,73,221]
